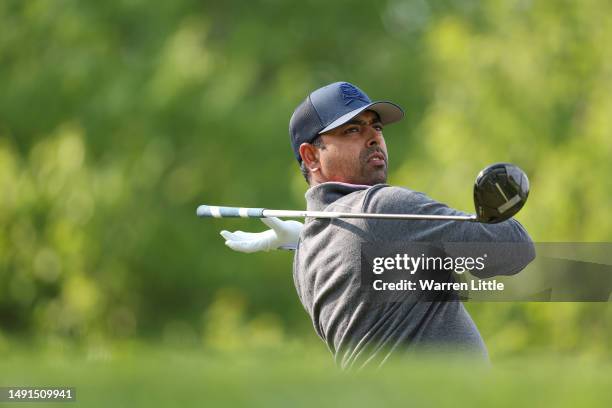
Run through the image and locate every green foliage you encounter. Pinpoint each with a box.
[0,0,611,359]
[1,345,612,407]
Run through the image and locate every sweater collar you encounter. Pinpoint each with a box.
[305,182,384,211]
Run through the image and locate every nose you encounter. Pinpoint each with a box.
[366,127,382,147]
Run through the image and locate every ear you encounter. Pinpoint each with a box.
[299,143,320,171]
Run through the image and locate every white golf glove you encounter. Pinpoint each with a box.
[220,217,303,253]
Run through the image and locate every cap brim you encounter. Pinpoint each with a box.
[318,101,404,134]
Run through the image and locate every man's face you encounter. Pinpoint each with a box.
[317,110,388,185]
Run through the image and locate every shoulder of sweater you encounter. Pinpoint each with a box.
[362,184,424,210]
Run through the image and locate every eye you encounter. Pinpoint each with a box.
[373,124,383,132]
[344,126,360,134]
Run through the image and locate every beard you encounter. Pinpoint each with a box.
[357,146,388,185]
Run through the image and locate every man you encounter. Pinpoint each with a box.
[220,82,535,369]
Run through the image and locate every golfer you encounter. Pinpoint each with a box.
[220,82,535,369]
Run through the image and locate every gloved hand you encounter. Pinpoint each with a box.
[220,217,303,253]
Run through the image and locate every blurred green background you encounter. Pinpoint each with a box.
[1,0,611,403]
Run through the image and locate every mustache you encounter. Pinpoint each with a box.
[360,146,387,163]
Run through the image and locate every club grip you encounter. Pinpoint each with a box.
[196,205,265,218]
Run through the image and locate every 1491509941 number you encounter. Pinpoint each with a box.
[2,387,75,401]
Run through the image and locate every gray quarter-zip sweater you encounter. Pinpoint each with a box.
[293,182,535,369]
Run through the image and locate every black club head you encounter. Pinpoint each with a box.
[473,163,530,224]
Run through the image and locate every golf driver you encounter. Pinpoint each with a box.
[197,163,529,224]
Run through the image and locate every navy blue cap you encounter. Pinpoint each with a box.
[289,82,404,163]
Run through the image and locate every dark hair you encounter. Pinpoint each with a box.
[300,136,325,184]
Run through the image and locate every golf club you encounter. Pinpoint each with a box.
[197,163,529,224]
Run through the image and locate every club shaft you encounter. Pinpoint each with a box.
[196,205,477,222]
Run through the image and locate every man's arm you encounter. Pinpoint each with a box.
[363,186,535,278]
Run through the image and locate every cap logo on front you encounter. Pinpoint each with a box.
[340,82,369,105]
